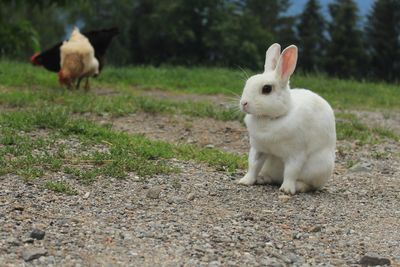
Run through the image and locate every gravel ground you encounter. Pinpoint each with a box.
[1,91,399,266]
[1,153,398,266]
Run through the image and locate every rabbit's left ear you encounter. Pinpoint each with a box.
[276,45,298,83]
[264,43,281,72]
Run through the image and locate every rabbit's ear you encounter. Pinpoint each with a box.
[276,45,298,83]
[264,43,281,72]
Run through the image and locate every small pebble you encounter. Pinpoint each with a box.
[187,192,196,201]
[360,253,391,266]
[22,248,47,262]
[30,229,45,240]
[146,186,162,199]
[309,226,322,233]
[278,195,291,203]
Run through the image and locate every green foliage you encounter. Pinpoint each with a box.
[325,0,366,79]
[129,0,277,69]
[297,0,326,72]
[1,0,400,83]
[246,0,296,48]
[365,0,400,82]
[0,19,40,58]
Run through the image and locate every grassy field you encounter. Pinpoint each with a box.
[1,61,399,109]
[0,60,399,193]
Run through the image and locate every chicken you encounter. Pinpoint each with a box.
[30,27,119,88]
[58,27,99,90]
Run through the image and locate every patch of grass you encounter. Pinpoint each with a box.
[0,128,65,179]
[371,150,390,160]
[0,88,242,121]
[372,127,399,141]
[292,74,400,110]
[0,108,245,183]
[63,167,100,184]
[44,181,78,195]
[336,113,399,144]
[1,60,399,110]
[346,159,356,169]
[176,144,246,173]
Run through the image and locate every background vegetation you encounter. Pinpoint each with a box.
[1,0,400,83]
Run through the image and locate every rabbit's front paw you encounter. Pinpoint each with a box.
[280,181,296,195]
[238,174,256,186]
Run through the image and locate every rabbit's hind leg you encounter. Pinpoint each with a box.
[299,149,335,191]
[257,155,284,185]
[295,181,313,193]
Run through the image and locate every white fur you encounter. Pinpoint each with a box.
[238,44,336,194]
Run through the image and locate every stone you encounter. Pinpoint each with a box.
[146,187,162,199]
[174,197,186,204]
[278,195,291,203]
[286,252,300,263]
[23,238,34,244]
[22,248,47,262]
[187,192,196,201]
[7,238,20,246]
[292,232,302,240]
[13,205,24,211]
[261,258,284,267]
[349,162,371,172]
[359,253,391,266]
[309,225,322,233]
[30,229,46,240]
[209,260,221,267]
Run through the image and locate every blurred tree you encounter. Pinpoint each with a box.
[0,2,39,58]
[129,0,274,69]
[0,0,73,59]
[65,0,134,65]
[245,0,297,47]
[365,0,400,82]
[325,0,366,78]
[297,0,326,72]
[204,2,273,69]
[130,0,223,65]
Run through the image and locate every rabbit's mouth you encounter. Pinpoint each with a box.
[240,105,251,114]
[240,99,251,114]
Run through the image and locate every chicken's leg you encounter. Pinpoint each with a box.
[84,77,90,92]
[76,77,83,90]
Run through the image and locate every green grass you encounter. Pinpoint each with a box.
[0,88,242,121]
[0,59,398,146]
[0,60,398,195]
[0,87,397,144]
[44,181,78,195]
[0,108,246,188]
[336,113,399,144]
[1,60,399,110]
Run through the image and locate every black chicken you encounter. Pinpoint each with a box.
[31,27,119,88]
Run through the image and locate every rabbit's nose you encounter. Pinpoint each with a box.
[241,100,248,107]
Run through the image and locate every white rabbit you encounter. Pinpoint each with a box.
[238,43,336,194]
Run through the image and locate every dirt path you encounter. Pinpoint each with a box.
[1,91,399,266]
[131,88,400,135]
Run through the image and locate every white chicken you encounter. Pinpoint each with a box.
[58,27,99,90]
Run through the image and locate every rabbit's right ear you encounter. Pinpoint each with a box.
[264,43,281,72]
[276,45,298,84]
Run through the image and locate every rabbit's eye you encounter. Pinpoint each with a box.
[262,85,272,94]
